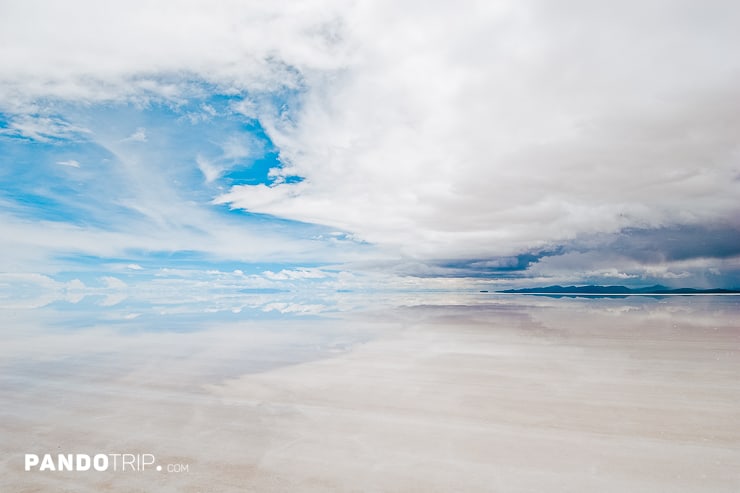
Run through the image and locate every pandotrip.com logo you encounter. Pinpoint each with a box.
[25,453,190,473]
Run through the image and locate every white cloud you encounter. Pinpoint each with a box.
[0,208,356,275]
[584,269,637,280]
[642,267,692,280]
[2,115,90,141]
[0,0,348,108]
[196,134,263,183]
[0,273,86,308]
[215,182,305,211]
[196,155,221,183]
[101,276,127,289]
[261,302,328,314]
[262,268,330,281]
[56,159,81,168]
[1,0,738,276]
[123,127,147,142]
[220,135,255,160]
[218,0,740,261]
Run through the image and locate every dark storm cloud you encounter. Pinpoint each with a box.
[605,225,740,263]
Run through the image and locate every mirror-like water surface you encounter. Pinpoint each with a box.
[1,294,739,492]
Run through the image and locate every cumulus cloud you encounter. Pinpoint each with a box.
[218,0,740,263]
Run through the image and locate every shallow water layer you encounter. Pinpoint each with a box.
[1,294,739,492]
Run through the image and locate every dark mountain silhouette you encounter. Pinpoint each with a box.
[497,285,739,296]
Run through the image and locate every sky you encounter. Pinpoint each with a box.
[1,0,739,310]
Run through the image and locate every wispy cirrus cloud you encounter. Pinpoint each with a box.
[56,159,80,168]
[1,114,90,141]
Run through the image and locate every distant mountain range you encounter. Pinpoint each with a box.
[497,285,740,296]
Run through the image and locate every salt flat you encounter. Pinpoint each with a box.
[1,295,738,492]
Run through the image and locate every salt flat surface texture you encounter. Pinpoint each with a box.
[1,295,738,492]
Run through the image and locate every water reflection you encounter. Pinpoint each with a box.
[1,293,739,492]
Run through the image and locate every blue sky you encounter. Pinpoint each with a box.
[1,0,739,311]
[0,92,387,308]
